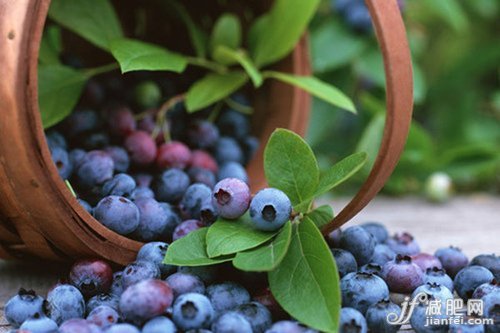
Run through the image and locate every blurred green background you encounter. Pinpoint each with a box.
[307,0,500,199]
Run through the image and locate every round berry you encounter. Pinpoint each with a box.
[360,221,389,243]
[121,261,161,290]
[206,282,250,314]
[423,267,454,293]
[124,131,157,166]
[386,232,420,256]
[211,311,252,333]
[190,150,219,173]
[19,315,59,333]
[77,150,114,188]
[93,196,140,235]
[331,249,358,278]
[339,307,367,333]
[340,226,376,266]
[382,255,424,294]
[212,178,251,219]
[156,141,192,169]
[340,272,389,315]
[50,146,72,180]
[86,305,119,329]
[249,188,292,231]
[186,120,220,149]
[217,162,248,183]
[154,168,190,203]
[142,316,177,333]
[46,284,85,325]
[236,302,273,333]
[166,272,206,298]
[454,265,494,301]
[137,242,176,278]
[132,198,180,242]
[86,293,120,314]
[5,288,46,328]
[366,299,401,333]
[172,293,215,331]
[106,106,137,137]
[104,146,130,173]
[173,220,206,241]
[101,173,136,198]
[214,137,244,164]
[134,80,162,109]
[411,253,443,272]
[69,259,113,298]
[435,246,469,278]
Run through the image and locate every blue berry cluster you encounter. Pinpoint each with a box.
[4,247,320,332]
[328,222,499,333]
[46,73,262,243]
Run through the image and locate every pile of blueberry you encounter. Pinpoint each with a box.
[328,224,499,333]
[46,73,265,242]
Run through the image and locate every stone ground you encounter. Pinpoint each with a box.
[0,195,498,332]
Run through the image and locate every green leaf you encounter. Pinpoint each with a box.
[311,18,367,73]
[263,71,356,113]
[214,46,263,87]
[39,65,89,129]
[422,0,469,32]
[164,228,233,266]
[186,71,248,112]
[165,0,208,57]
[206,217,278,258]
[356,113,385,172]
[306,205,334,228]
[110,38,188,74]
[264,129,319,211]
[251,0,320,67]
[269,218,341,332]
[315,152,368,197]
[39,25,62,65]
[232,221,292,272]
[210,14,242,62]
[48,0,123,51]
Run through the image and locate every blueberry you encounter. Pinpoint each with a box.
[213,137,244,164]
[180,184,213,220]
[455,265,494,301]
[345,2,372,33]
[216,110,250,140]
[340,226,376,266]
[124,131,157,166]
[134,80,161,109]
[18,315,58,332]
[77,150,114,188]
[106,106,137,137]
[360,222,389,243]
[435,246,469,278]
[78,199,93,214]
[93,196,140,235]
[105,323,141,333]
[212,178,251,219]
[424,267,454,293]
[69,259,113,298]
[46,130,67,150]
[382,255,424,294]
[87,305,119,329]
[104,146,130,173]
[206,282,250,314]
[190,150,219,173]
[82,131,110,150]
[86,293,120,314]
[121,261,161,290]
[187,120,220,149]
[5,289,46,328]
[119,279,173,325]
[130,186,155,200]
[70,149,87,170]
[133,173,153,188]
[339,307,367,333]
[473,281,499,299]
[188,167,217,188]
[265,320,318,333]
[411,253,443,272]
[63,108,100,136]
[137,114,156,134]
[470,254,500,281]
[46,284,85,325]
[240,136,259,165]
[156,141,192,169]
[173,219,206,241]
[137,242,176,278]
[249,188,292,231]
[370,244,396,266]
[154,168,190,203]
[110,271,124,297]
[236,302,273,333]
[83,79,105,106]
[142,316,177,333]
[333,0,352,14]
[410,296,449,333]
[386,232,420,256]
[326,228,342,248]
[211,311,252,333]
[172,293,215,330]
[58,322,101,333]
[101,174,136,198]
[340,272,389,314]
[331,248,358,278]
[412,282,454,304]
[132,198,180,242]
[365,299,401,333]
[166,272,206,298]
[217,162,248,183]
[50,146,72,179]
[483,292,500,332]
[358,263,383,277]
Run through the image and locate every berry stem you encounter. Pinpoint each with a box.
[225,97,253,115]
[84,63,120,77]
[207,101,224,123]
[187,57,228,74]
[151,93,186,143]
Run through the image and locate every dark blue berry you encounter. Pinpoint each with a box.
[46,284,85,325]
[340,272,389,314]
[142,316,177,333]
[206,282,250,314]
[370,244,396,266]
[46,131,67,150]
[130,186,155,201]
[339,307,367,333]
[104,146,130,173]
[435,246,469,278]
[187,120,220,149]
[172,293,215,331]
[470,254,500,281]
[50,146,72,179]
[358,263,383,277]
[424,267,454,293]
[188,167,217,188]
[137,242,176,278]
[340,226,376,266]
[101,173,136,198]
[331,248,358,278]
[216,110,250,140]
[166,272,206,298]
[86,293,120,314]
[411,282,454,303]
[132,198,180,242]
[217,162,248,183]
[78,199,93,214]
[180,184,213,220]
[121,261,161,290]
[76,150,114,189]
[93,196,140,235]
[249,188,292,231]
[154,169,190,203]
[366,299,401,333]
[236,302,273,333]
[213,137,244,164]
[455,265,494,301]
[5,289,46,328]
[211,311,252,333]
[360,222,388,243]
[63,108,100,136]
[472,281,499,299]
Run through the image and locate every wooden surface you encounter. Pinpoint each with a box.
[1,195,499,332]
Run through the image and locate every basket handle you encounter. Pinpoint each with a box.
[322,0,414,235]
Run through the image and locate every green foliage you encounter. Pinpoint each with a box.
[306,205,334,228]
[110,39,188,74]
[48,0,123,51]
[210,14,242,63]
[269,218,341,332]
[39,26,62,65]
